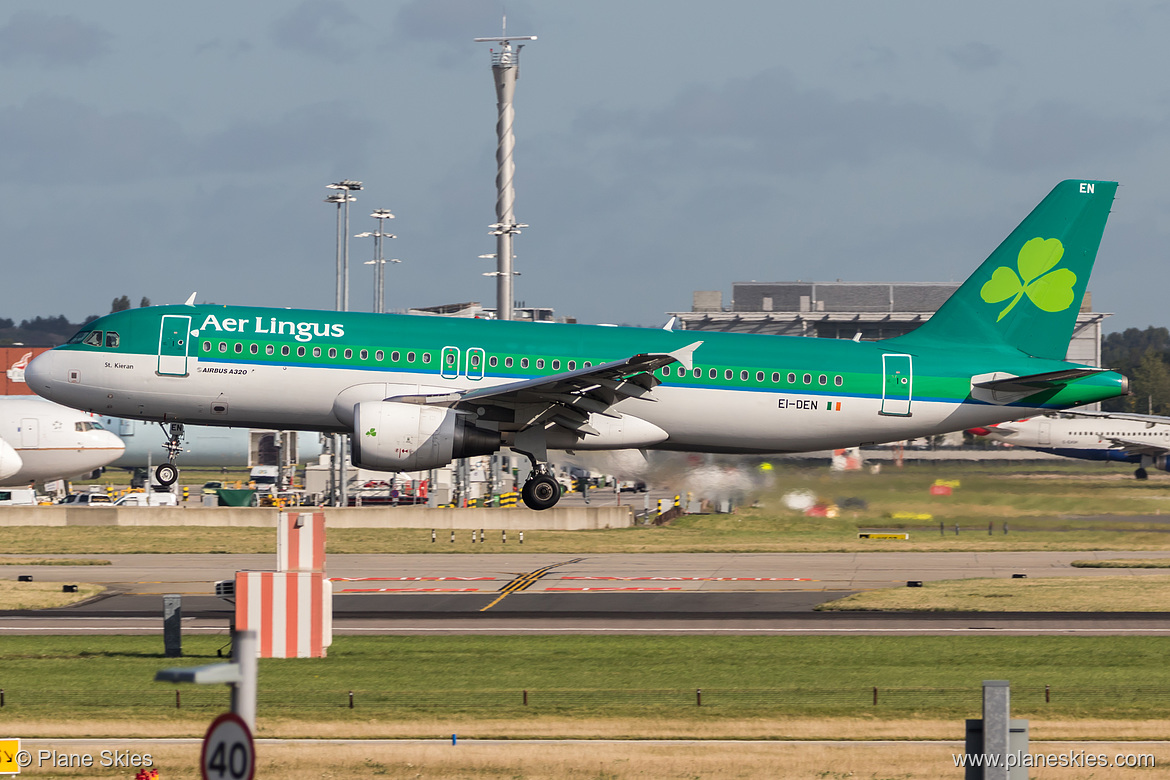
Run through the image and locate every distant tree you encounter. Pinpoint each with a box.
[111,295,131,313]
[19,315,72,333]
[0,317,12,329]
[139,296,151,308]
[1128,347,1170,415]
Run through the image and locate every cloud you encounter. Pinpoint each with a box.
[0,11,111,68]
[270,0,359,60]
[945,42,1002,71]
[984,101,1159,171]
[388,0,536,67]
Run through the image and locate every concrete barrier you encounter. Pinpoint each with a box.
[0,505,632,530]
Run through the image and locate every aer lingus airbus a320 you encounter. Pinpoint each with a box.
[26,180,1129,509]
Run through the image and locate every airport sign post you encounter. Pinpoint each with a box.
[200,712,254,780]
[154,629,257,729]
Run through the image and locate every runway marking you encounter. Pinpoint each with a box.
[337,588,482,593]
[560,577,815,582]
[480,558,585,611]
[331,577,495,582]
[545,587,683,592]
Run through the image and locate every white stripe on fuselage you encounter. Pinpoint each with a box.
[45,350,1050,453]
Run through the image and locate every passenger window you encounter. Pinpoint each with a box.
[661,367,670,377]
[803,373,811,384]
[521,358,529,369]
[818,374,827,385]
[724,369,732,380]
[505,357,514,368]
[266,345,275,356]
[490,356,499,367]
[787,372,796,383]
[360,349,368,360]
[709,368,717,379]
[584,362,592,368]
[83,331,103,347]
[771,372,780,383]
[445,353,456,366]
[219,342,227,353]
[328,348,337,359]
[281,345,290,357]
[251,344,259,355]
[693,368,701,378]
[471,354,481,367]
[677,367,686,377]
[567,360,575,370]
[552,359,560,370]
[536,359,545,369]
[202,340,212,352]
[835,376,843,387]
[344,349,353,360]
[312,346,321,358]
[422,353,431,364]
[756,371,764,382]
[407,352,415,363]
[375,350,384,361]
[105,332,120,348]
[740,370,748,381]
[297,346,306,357]
[234,343,243,354]
[391,351,400,362]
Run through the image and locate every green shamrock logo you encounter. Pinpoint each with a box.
[980,237,1076,321]
[365,428,376,437]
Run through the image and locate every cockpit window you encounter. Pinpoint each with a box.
[104,331,120,348]
[82,331,103,347]
[74,421,102,432]
[66,330,88,345]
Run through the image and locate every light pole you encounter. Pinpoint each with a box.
[355,209,398,313]
[325,180,362,312]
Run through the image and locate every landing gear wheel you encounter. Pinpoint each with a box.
[1135,467,1149,480]
[521,474,561,511]
[155,463,178,487]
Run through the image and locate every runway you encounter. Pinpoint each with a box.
[4,550,1170,635]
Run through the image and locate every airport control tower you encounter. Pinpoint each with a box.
[475,22,535,322]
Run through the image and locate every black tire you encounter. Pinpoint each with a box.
[155,463,179,487]
[1135,467,1149,480]
[521,475,561,511]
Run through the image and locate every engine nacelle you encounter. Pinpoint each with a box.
[351,401,500,472]
[1157,454,1170,473]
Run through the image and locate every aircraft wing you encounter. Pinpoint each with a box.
[386,340,703,438]
[1102,437,1170,457]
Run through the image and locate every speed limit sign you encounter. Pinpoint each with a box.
[201,712,255,780]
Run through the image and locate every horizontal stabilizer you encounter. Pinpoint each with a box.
[972,368,1109,394]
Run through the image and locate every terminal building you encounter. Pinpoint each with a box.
[670,281,1107,368]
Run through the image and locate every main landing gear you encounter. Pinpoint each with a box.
[516,450,561,511]
[155,423,185,487]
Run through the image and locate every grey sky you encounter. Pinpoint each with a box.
[2,1,1168,331]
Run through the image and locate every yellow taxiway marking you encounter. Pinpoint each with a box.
[480,558,584,612]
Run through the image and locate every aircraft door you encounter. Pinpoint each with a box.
[466,347,486,381]
[1038,420,1051,446]
[880,354,913,416]
[19,418,38,449]
[440,346,460,380]
[157,315,192,377]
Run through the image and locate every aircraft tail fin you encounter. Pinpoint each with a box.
[890,180,1117,360]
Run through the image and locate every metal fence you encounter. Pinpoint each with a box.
[1,685,1167,715]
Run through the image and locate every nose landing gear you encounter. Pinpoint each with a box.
[155,423,185,487]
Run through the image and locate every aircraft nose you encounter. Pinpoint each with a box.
[0,438,22,480]
[99,430,126,455]
[24,351,57,400]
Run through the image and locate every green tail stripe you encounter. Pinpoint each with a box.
[891,180,1117,360]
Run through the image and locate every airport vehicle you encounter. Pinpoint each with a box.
[0,488,36,506]
[969,410,1170,479]
[58,492,112,506]
[25,180,1128,509]
[111,491,178,507]
[0,397,125,486]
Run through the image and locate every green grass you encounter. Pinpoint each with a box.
[2,635,1170,722]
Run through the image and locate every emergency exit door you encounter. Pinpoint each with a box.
[880,354,913,416]
[157,315,192,376]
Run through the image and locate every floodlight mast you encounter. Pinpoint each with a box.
[475,20,535,321]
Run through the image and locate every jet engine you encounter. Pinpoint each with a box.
[351,401,500,472]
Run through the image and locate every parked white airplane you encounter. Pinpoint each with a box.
[0,437,21,480]
[96,416,322,470]
[969,410,1170,479]
[0,397,125,486]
